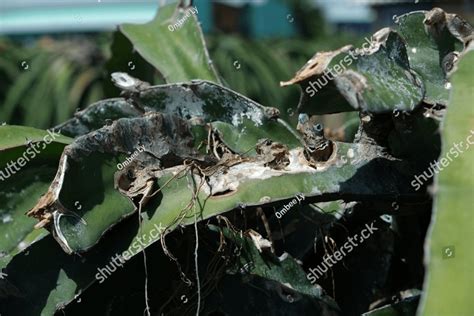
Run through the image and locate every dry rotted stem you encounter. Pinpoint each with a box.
[297,114,334,164]
[27,112,212,229]
[27,108,401,255]
[280,45,353,87]
[111,72,151,94]
[424,7,474,46]
[255,139,290,170]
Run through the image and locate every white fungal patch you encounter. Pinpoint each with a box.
[111,72,138,89]
[17,241,27,251]
[347,148,355,159]
[200,148,317,196]
[278,252,289,262]
[411,48,417,54]
[349,144,371,165]
[163,86,205,117]
[170,165,187,176]
[445,82,452,90]
[231,106,264,127]
[231,113,243,126]
[309,185,323,195]
[191,142,377,198]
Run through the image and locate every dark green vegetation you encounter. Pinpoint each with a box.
[0,3,473,316]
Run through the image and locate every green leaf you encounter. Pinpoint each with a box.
[282,30,424,114]
[32,109,419,254]
[54,98,142,138]
[0,126,71,166]
[208,224,339,310]
[211,119,300,155]
[394,11,463,106]
[418,48,474,315]
[0,226,152,315]
[22,58,59,128]
[136,80,302,153]
[0,126,72,268]
[53,59,75,124]
[103,31,160,98]
[0,168,53,268]
[29,113,203,253]
[4,91,422,316]
[0,54,51,123]
[120,3,221,84]
[58,79,301,152]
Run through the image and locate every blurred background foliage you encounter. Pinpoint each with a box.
[0,33,354,130]
[0,35,108,128]
[0,0,357,130]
